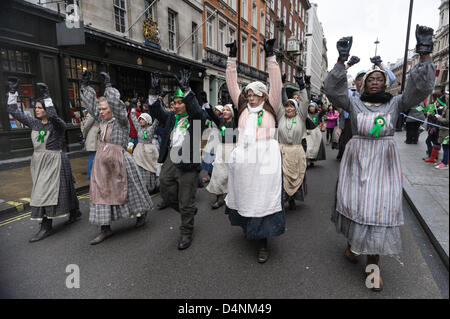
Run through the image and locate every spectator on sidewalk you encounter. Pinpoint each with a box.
[325,105,339,146]
[423,99,443,163]
[80,110,99,180]
[127,98,141,152]
[405,102,426,144]
[435,94,449,169]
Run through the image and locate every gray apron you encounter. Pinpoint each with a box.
[30,129,61,207]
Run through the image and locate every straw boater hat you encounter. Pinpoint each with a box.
[360,66,389,95]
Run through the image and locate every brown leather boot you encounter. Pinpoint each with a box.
[345,242,360,263]
[366,255,383,292]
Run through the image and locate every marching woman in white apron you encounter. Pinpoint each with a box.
[6,78,81,243]
[130,110,159,195]
[204,103,238,209]
[224,39,284,264]
[81,71,153,244]
[324,27,435,291]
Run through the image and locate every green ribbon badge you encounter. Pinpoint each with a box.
[312,117,317,124]
[443,136,449,145]
[258,110,264,126]
[221,125,226,137]
[36,129,47,143]
[142,129,148,139]
[369,116,386,138]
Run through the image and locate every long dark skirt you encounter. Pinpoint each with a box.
[31,152,79,220]
[225,178,285,240]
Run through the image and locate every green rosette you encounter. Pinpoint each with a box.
[36,129,47,143]
[142,129,148,139]
[443,136,449,145]
[369,116,386,138]
[312,117,317,124]
[221,125,226,137]
[258,110,264,126]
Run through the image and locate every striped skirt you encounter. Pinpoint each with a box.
[333,135,403,255]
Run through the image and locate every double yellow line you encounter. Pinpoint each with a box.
[0,192,160,228]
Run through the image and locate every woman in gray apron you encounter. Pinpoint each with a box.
[6,79,81,243]
[129,110,159,194]
[81,71,153,245]
[324,27,435,291]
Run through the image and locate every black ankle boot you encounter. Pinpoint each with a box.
[29,218,53,243]
[90,225,113,245]
[257,239,269,263]
[211,194,225,209]
[288,197,296,210]
[135,212,147,228]
[65,209,82,225]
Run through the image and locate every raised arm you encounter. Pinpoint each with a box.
[46,104,66,130]
[225,41,241,108]
[6,78,40,129]
[81,86,100,121]
[103,86,128,127]
[130,108,141,132]
[205,106,221,127]
[148,97,170,124]
[398,56,435,113]
[294,75,309,120]
[323,63,351,113]
[267,56,282,113]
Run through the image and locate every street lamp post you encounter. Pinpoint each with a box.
[374,37,380,56]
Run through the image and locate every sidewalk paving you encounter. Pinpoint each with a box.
[394,130,449,269]
[0,155,89,214]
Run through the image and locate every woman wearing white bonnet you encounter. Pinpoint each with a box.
[130,109,160,197]
[277,74,310,211]
[204,102,238,209]
[224,38,284,264]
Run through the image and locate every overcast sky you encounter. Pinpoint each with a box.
[315,0,442,78]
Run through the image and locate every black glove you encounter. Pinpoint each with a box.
[36,82,50,99]
[336,36,353,62]
[263,38,276,57]
[8,77,19,93]
[347,56,360,67]
[281,74,287,84]
[370,56,382,67]
[81,70,91,87]
[159,88,169,98]
[415,25,434,56]
[305,75,311,86]
[294,75,306,91]
[149,73,161,95]
[100,72,111,88]
[225,40,237,58]
[174,69,191,92]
